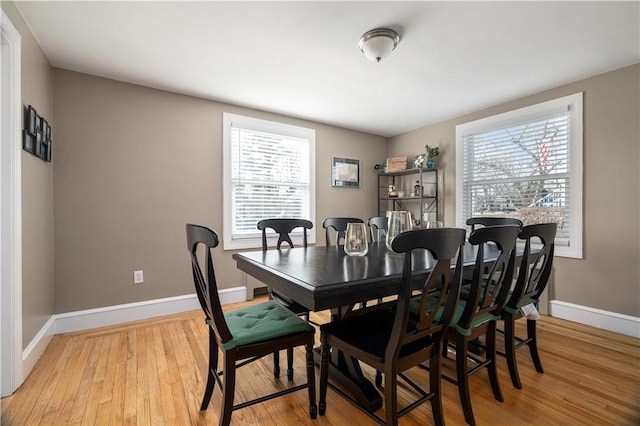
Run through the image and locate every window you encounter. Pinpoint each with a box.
[456,93,583,258]
[223,113,316,250]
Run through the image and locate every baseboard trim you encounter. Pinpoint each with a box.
[22,316,55,380]
[550,300,640,338]
[54,286,247,334]
[19,287,247,383]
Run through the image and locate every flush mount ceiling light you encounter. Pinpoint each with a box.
[358,28,400,63]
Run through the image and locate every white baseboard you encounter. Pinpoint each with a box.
[550,300,640,338]
[22,316,55,380]
[20,286,247,381]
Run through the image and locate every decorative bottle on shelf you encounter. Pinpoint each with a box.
[414,180,423,197]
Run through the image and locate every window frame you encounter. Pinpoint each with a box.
[222,112,316,250]
[455,93,583,259]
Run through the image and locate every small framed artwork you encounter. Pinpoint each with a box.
[47,139,52,162]
[26,105,37,135]
[22,129,36,154]
[39,139,49,161]
[332,157,360,187]
[35,131,43,157]
[36,116,44,134]
[44,121,51,141]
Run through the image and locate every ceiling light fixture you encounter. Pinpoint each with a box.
[358,28,400,63]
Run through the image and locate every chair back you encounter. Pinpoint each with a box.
[389,228,466,360]
[456,225,519,333]
[186,224,233,345]
[505,223,557,310]
[466,217,523,232]
[322,217,364,246]
[367,216,388,243]
[257,218,313,250]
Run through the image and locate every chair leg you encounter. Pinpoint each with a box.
[287,348,294,380]
[486,322,503,402]
[318,341,330,416]
[429,351,445,426]
[375,371,382,387]
[527,319,544,373]
[273,351,281,378]
[504,314,522,389]
[305,341,318,419]
[384,365,398,426]
[200,329,218,410]
[455,334,476,426]
[220,353,235,426]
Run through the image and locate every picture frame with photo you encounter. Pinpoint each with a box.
[26,105,37,135]
[332,157,360,187]
[22,129,36,154]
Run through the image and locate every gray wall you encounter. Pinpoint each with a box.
[52,69,387,313]
[389,64,640,317]
[2,2,55,348]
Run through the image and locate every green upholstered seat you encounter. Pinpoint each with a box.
[210,300,313,350]
[413,296,501,337]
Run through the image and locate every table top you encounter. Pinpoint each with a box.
[233,242,499,312]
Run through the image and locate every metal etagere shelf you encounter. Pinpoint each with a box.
[377,168,439,228]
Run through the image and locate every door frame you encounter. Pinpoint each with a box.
[1,9,23,397]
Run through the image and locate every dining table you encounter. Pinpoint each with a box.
[233,241,508,412]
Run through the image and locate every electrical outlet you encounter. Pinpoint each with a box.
[133,270,144,284]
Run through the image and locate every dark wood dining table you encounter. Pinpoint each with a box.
[233,241,505,412]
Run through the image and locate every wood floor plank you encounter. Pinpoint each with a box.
[2,295,639,425]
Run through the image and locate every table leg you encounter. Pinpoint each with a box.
[313,348,382,412]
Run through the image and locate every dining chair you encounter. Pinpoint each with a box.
[466,216,523,232]
[319,228,466,426]
[368,216,388,243]
[186,224,317,425]
[257,218,314,380]
[322,217,364,246]
[500,223,556,389]
[431,225,519,425]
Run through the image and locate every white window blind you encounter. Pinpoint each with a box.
[223,113,316,250]
[456,93,583,258]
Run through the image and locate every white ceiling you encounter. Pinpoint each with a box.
[15,1,640,137]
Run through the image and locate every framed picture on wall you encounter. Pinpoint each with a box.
[44,121,51,141]
[26,105,37,135]
[22,129,36,154]
[47,140,52,162]
[332,157,360,187]
[39,139,49,161]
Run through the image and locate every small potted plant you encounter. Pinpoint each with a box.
[425,145,439,169]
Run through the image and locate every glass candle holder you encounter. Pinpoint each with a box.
[386,211,413,250]
[344,222,369,256]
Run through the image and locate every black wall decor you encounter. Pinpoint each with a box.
[23,105,52,162]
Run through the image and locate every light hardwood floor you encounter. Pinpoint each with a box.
[2,295,639,425]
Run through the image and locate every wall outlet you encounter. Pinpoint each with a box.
[133,270,144,284]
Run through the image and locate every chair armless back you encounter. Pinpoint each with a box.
[505,223,557,311]
[186,224,233,345]
[466,217,523,232]
[257,218,313,250]
[367,216,388,243]
[455,225,519,333]
[389,228,466,360]
[322,217,364,246]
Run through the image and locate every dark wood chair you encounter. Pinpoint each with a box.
[322,217,364,246]
[257,218,314,380]
[368,216,388,243]
[319,228,466,426]
[500,223,556,389]
[186,224,317,425]
[434,225,519,425]
[466,216,523,232]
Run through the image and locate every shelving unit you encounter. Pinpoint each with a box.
[377,168,439,227]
